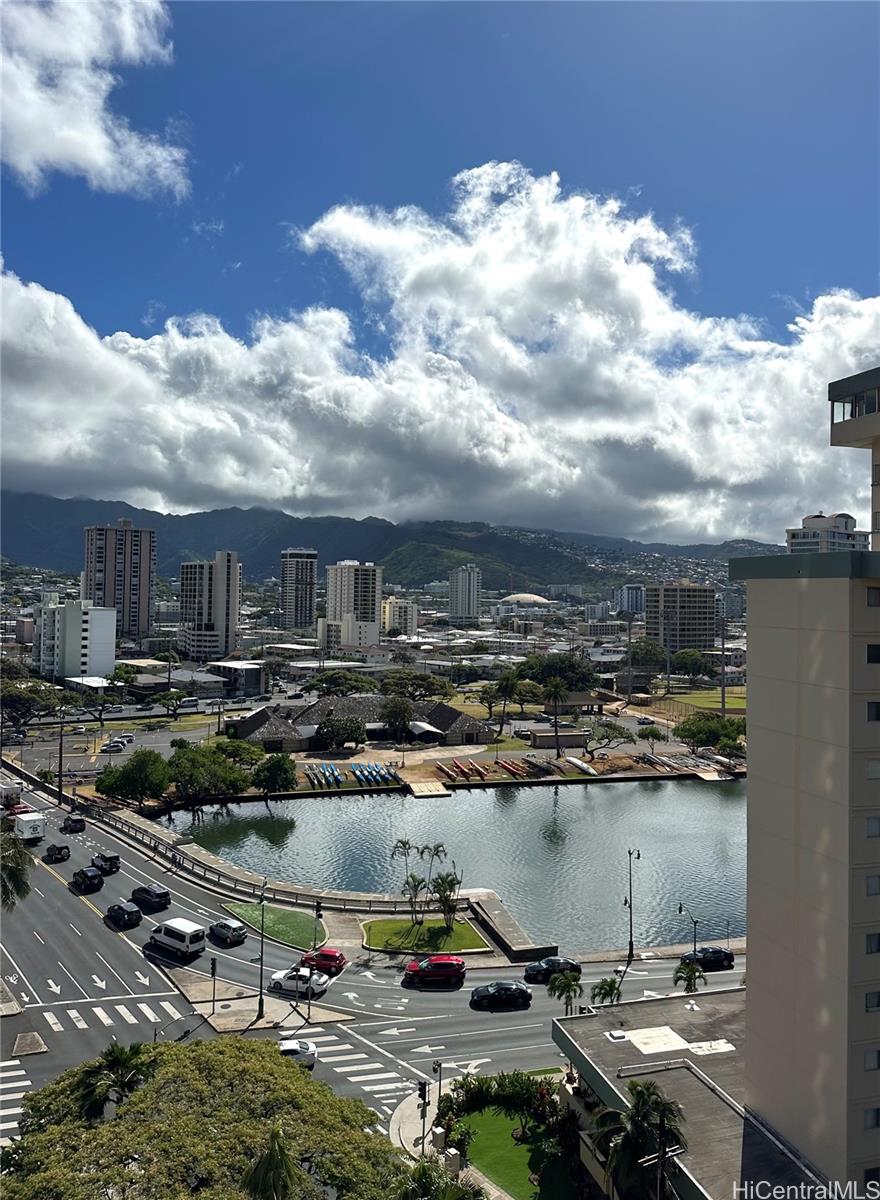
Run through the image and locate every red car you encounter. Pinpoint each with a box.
[404,954,467,987]
[301,947,348,976]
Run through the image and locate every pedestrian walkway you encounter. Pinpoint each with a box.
[0,1057,34,1145]
[37,997,186,1036]
[304,1025,417,1125]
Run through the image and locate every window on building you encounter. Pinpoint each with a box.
[867,1051,880,1072]
[870,817,880,837]
[870,646,880,664]
[866,1108,880,1130]
[870,877,880,897]
[870,704,880,723]
[869,764,880,781]
[868,934,880,955]
[867,992,880,1011]
[869,589,880,608]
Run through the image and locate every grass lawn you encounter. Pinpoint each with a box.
[674,687,747,712]
[464,1108,574,1200]
[225,901,325,949]
[362,916,488,953]
[490,735,530,750]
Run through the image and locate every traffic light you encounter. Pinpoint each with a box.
[210,956,217,978]
[418,1081,428,1103]
[315,900,323,921]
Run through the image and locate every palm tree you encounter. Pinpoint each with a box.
[547,970,584,1016]
[395,1156,487,1199]
[541,676,568,759]
[590,976,621,1006]
[672,960,707,994]
[392,837,417,882]
[593,1078,687,1197]
[241,1122,299,1199]
[75,1042,153,1122]
[432,869,462,932]
[0,829,31,911]
[402,872,427,925]
[419,841,447,919]
[494,670,519,742]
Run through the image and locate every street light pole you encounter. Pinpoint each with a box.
[624,848,640,964]
[678,901,699,956]
[57,707,65,807]
[256,877,268,1020]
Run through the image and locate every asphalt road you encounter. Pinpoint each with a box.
[1,775,745,1143]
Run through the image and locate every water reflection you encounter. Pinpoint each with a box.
[166,778,746,952]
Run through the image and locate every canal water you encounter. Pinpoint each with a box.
[165,777,746,952]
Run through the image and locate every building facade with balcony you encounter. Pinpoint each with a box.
[786,511,869,554]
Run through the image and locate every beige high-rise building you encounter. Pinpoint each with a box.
[730,364,880,1186]
[83,518,156,640]
[381,597,419,635]
[448,563,482,626]
[177,550,241,661]
[644,580,716,651]
[320,560,382,649]
[280,548,317,630]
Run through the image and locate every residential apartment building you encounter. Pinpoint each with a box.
[280,548,317,630]
[177,550,241,662]
[33,598,116,680]
[786,511,869,554]
[381,597,419,635]
[82,518,156,640]
[320,560,382,649]
[645,580,716,651]
[726,364,880,1186]
[448,563,482,625]
[612,583,646,614]
[584,601,612,621]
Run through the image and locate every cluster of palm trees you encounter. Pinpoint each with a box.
[392,839,462,931]
[593,1079,687,1199]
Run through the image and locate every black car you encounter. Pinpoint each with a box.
[106,902,143,930]
[131,884,171,911]
[44,843,71,863]
[680,946,735,971]
[73,867,104,893]
[60,814,86,834]
[470,981,532,1010]
[523,956,582,984]
[92,853,121,875]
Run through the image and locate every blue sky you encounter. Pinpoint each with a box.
[2,1,879,539]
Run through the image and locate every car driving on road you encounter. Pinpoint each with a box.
[301,947,347,976]
[131,883,171,911]
[92,853,120,875]
[680,946,735,971]
[470,980,532,1010]
[268,966,330,997]
[44,844,70,863]
[278,1037,319,1068]
[60,814,86,833]
[106,902,143,929]
[209,918,248,946]
[403,954,466,987]
[523,956,582,984]
[73,866,104,893]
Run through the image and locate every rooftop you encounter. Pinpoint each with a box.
[554,990,821,1197]
[730,549,880,581]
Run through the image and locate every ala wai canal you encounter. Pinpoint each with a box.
[166,776,746,952]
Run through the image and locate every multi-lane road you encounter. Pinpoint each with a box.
[0,775,744,1143]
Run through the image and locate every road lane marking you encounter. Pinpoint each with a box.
[0,1109,23,1119]
[27,990,178,1009]
[95,952,134,995]
[0,1060,21,1068]
[56,961,89,999]
[66,1009,88,1030]
[33,932,44,945]
[137,1003,160,1022]
[68,923,82,937]
[115,1005,138,1024]
[33,887,44,898]
[343,1025,433,1084]
[159,1001,182,1020]
[346,1072,398,1083]
[0,1074,27,1084]
[42,1013,63,1032]
[0,1120,23,1131]
[0,943,44,1005]
[363,1081,415,1092]
[320,1051,363,1062]
[0,1092,27,1102]
[305,1035,342,1044]
[410,1040,555,1062]
[93,1007,114,1026]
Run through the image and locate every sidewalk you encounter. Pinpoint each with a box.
[389,1082,512,1200]
[167,968,353,1032]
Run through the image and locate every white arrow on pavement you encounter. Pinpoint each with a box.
[411,1044,445,1054]
[20,993,29,1004]
[445,1059,491,1074]
[643,990,664,999]
[342,992,366,1006]
[135,972,150,986]
[381,1027,417,1037]
[360,970,381,982]
[46,979,61,994]
[91,976,106,990]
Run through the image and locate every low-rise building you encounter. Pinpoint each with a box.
[206,660,267,698]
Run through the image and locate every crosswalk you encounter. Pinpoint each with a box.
[39,999,185,1035]
[305,1027,416,1125]
[0,1058,33,1144]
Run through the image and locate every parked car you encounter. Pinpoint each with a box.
[523,956,582,984]
[301,947,347,976]
[73,867,104,893]
[470,980,532,1010]
[44,843,71,863]
[60,814,86,834]
[106,902,143,930]
[131,883,171,911]
[209,918,248,947]
[278,1037,318,1069]
[100,742,124,753]
[148,918,206,958]
[268,966,330,997]
[403,955,466,987]
[287,692,304,700]
[636,717,655,727]
[680,946,735,971]
[117,733,135,745]
[92,852,121,875]
[71,726,87,735]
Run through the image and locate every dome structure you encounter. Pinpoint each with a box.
[501,592,552,604]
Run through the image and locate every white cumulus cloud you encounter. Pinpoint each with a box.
[2,162,878,542]
[1,0,188,198]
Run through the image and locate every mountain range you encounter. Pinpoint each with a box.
[0,491,782,590]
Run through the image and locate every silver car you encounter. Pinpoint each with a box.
[268,966,330,997]
[278,1037,318,1069]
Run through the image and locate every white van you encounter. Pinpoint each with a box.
[177,697,200,711]
[148,918,206,958]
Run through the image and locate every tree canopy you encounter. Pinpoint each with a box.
[379,670,454,700]
[671,649,711,677]
[252,754,298,795]
[95,749,171,810]
[516,653,597,691]
[627,638,667,672]
[313,716,367,750]
[381,694,415,740]
[5,1038,405,1200]
[673,713,746,753]
[168,744,249,799]
[309,670,377,697]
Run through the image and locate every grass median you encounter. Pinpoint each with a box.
[362,916,487,953]
[225,901,325,949]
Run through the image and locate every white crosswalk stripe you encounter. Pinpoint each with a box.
[115,1005,138,1024]
[67,1009,88,1030]
[93,1007,114,1026]
[34,999,191,1034]
[0,1060,32,1143]
[321,1051,363,1062]
[347,1072,398,1083]
[42,1012,63,1032]
[137,1003,160,1022]
[334,1061,382,1073]
[159,1001,182,1020]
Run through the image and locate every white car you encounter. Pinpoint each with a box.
[278,1037,318,1069]
[268,966,330,997]
[100,742,124,753]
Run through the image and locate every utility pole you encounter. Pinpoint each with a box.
[256,878,267,1020]
[57,706,65,807]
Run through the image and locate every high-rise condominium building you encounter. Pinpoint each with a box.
[83,518,156,640]
[319,560,383,649]
[33,598,116,680]
[280,548,317,630]
[645,580,716,651]
[613,583,646,614]
[177,550,242,661]
[729,364,880,1185]
[448,563,482,625]
[381,597,419,635]
[786,511,869,554]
